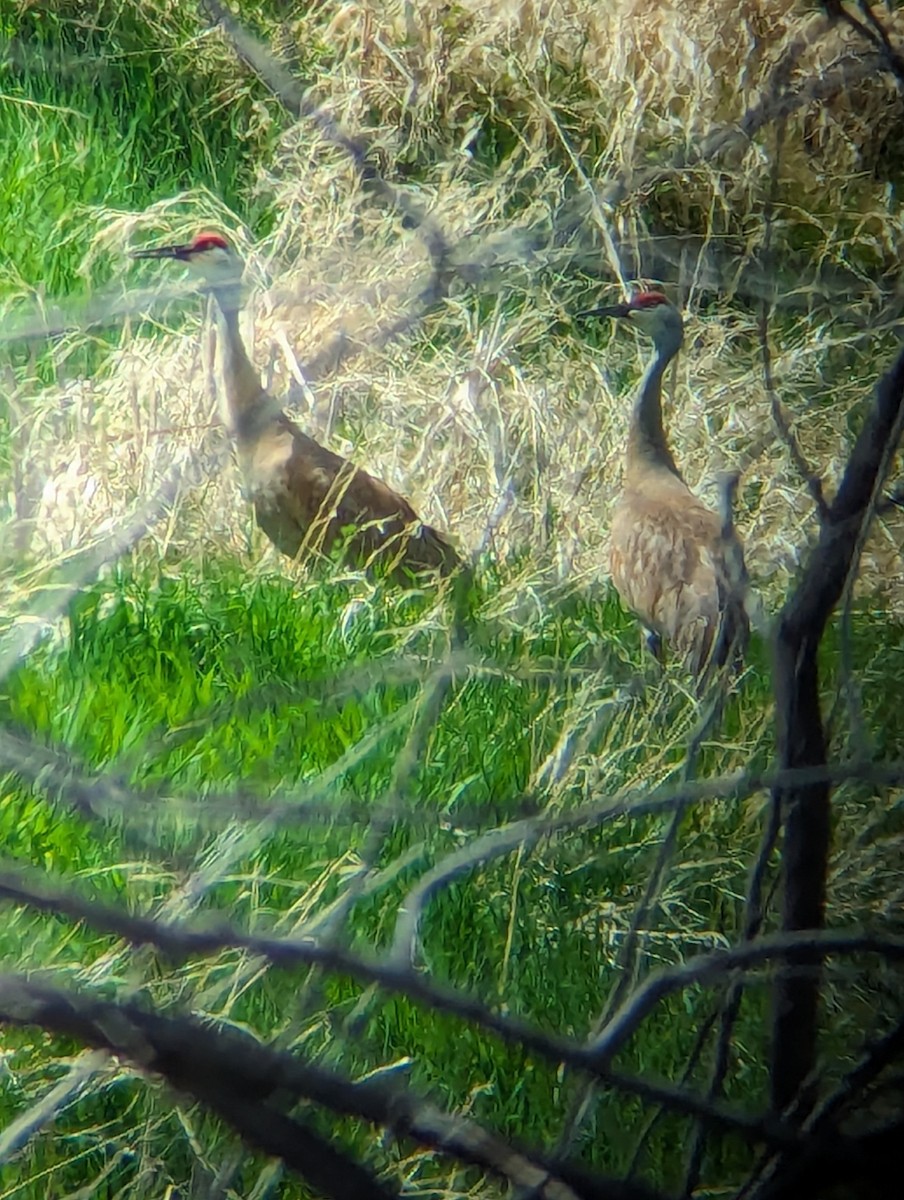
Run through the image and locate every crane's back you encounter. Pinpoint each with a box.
[210,279,460,580]
[239,412,460,578]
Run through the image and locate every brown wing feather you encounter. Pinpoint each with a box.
[236,412,460,578]
[610,472,748,677]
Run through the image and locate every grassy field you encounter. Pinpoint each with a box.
[0,560,768,1196]
[0,560,900,1197]
[2,1,904,1197]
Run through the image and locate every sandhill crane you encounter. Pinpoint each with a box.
[579,291,748,680]
[131,232,460,581]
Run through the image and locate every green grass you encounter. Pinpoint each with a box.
[0,557,899,1197]
[0,3,286,298]
[0,560,765,1192]
[0,0,293,393]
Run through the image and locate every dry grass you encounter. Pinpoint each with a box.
[4,0,904,625]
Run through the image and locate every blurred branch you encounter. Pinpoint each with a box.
[0,725,345,830]
[805,1015,904,1135]
[627,1006,721,1180]
[0,281,200,346]
[770,341,904,1116]
[5,865,904,1153]
[192,1,468,387]
[590,931,904,1068]
[389,818,543,966]
[599,23,874,208]
[377,754,904,966]
[0,974,393,1200]
[197,1,447,267]
[299,267,452,386]
[580,25,904,322]
[4,720,904,856]
[0,973,669,1200]
[756,1118,904,1200]
[823,1,904,93]
[197,1091,397,1200]
[744,1016,904,1199]
[0,1049,110,1165]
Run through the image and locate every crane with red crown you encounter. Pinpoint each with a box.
[579,290,749,681]
[132,231,461,581]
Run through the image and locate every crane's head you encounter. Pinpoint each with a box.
[131,231,242,289]
[579,291,684,352]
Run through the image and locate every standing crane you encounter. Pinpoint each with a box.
[579,291,748,680]
[131,231,460,581]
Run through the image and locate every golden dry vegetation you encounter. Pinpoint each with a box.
[4,0,904,623]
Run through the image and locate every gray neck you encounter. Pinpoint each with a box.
[627,331,683,478]
[214,292,242,339]
[211,282,244,322]
[210,286,268,434]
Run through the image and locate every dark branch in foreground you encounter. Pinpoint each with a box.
[743,1016,904,1200]
[0,973,669,1200]
[770,341,904,1116]
[4,865,904,1155]
[823,1,904,94]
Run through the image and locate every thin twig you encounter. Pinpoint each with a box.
[589,931,904,1070]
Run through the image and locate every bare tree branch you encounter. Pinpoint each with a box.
[770,341,904,1115]
[743,1015,904,1200]
[5,866,904,1154]
[6,713,904,881]
[0,973,671,1200]
[389,818,543,966]
[201,1093,398,1200]
[0,1049,110,1165]
[590,932,904,1070]
[195,0,455,389]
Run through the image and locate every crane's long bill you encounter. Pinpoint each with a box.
[131,243,192,261]
[576,303,632,320]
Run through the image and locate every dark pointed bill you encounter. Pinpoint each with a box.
[131,243,193,261]
[576,303,632,320]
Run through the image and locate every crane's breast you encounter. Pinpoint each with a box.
[609,489,723,653]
